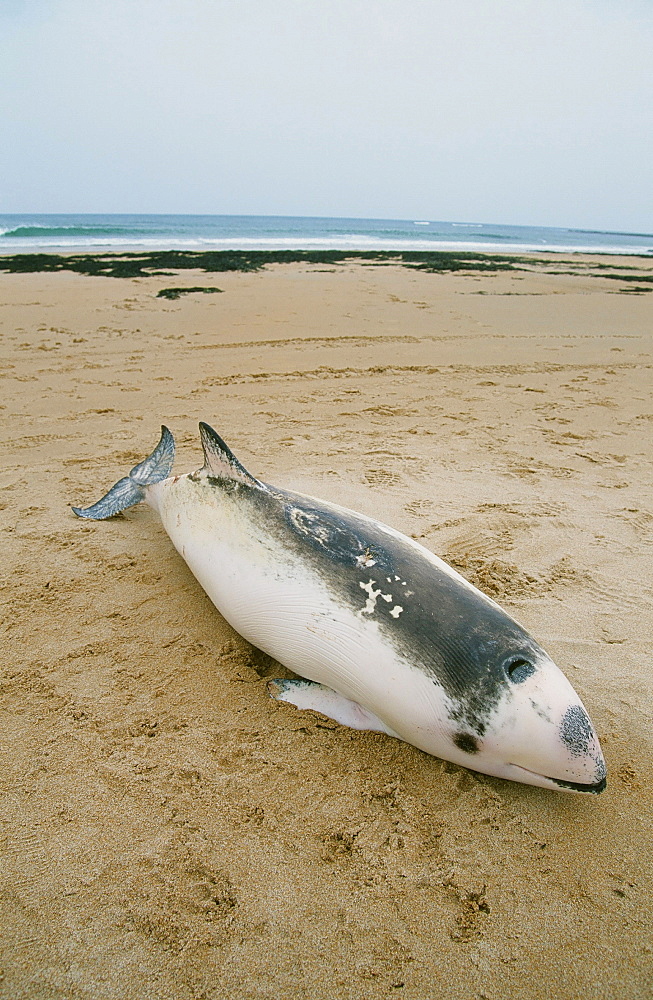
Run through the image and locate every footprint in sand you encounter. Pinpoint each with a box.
[364,469,403,487]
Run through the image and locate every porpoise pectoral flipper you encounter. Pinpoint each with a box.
[268,678,399,736]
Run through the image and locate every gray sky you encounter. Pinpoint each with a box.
[2,0,652,229]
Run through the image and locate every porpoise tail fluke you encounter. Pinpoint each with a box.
[72,425,175,520]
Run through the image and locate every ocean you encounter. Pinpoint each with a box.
[0,213,651,256]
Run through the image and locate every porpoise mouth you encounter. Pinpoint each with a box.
[511,765,607,794]
[548,774,606,794]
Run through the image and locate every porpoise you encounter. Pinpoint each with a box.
[73,424,607,793]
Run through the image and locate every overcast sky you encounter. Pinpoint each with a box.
[1,0,652,230]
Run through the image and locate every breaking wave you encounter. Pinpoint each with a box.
[1,224,150,238]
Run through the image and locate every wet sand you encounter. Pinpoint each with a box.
[1,255,652,999]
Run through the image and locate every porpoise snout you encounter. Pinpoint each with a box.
[508,694,606,792]
[556,702,606,789]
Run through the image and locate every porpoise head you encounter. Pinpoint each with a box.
[438,635,607,793]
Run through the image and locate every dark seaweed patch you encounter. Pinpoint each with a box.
[1,250,650,290]
[0,249,535,279]
[156,286,223,300]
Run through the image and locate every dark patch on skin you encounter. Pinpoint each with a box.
[453,732,480,754]
[188,472,546,735]
[560,704,594,758]
[559,704,607,787]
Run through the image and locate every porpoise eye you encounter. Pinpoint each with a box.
[504,657,536,683]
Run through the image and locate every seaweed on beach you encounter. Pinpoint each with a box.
[0,248,535,279]
[156,286,223,300]
[602,273,653,291]
[1,249,650,286]
[540,268,653,291]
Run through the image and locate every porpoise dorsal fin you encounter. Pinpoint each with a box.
[199,422,258,485]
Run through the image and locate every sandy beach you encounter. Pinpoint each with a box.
[1,253,652,999]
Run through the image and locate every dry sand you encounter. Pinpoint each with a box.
[1,255,652,999]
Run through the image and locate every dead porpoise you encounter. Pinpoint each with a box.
[73,424,606,793]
